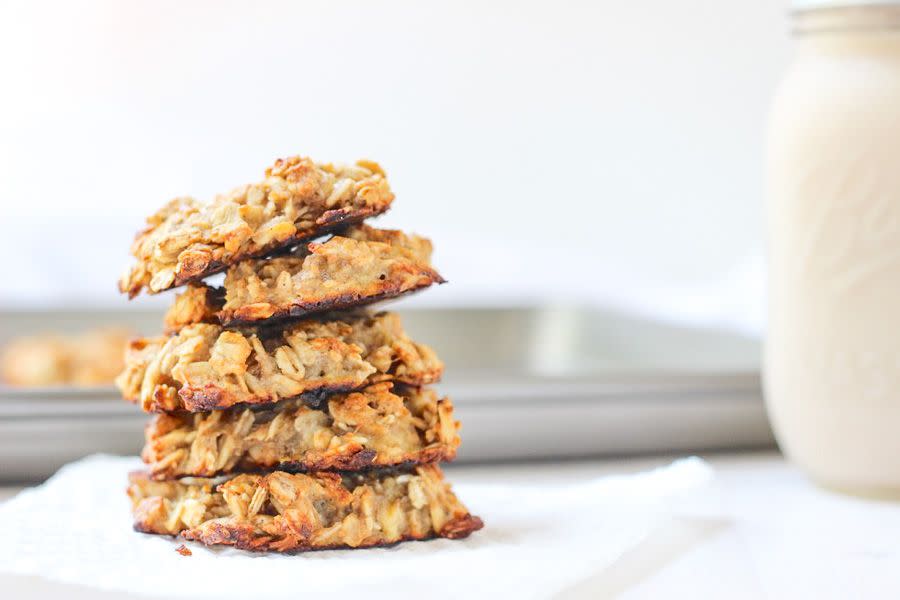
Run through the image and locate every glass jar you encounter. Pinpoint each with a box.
[766,2,900,495]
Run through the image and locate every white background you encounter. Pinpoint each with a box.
[0,0,787,324]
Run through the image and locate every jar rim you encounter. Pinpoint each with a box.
[793,4,900,34]
[793,1,900,13]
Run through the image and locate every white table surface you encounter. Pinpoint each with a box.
[2,450,898,599]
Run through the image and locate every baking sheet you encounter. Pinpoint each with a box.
[0,306,770,481]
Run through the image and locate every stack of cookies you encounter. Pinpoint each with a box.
[115,156,483,552]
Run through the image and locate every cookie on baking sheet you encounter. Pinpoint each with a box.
[1,328,133,386]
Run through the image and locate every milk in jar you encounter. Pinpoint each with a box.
[766,2,900,494]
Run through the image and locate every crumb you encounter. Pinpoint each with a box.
[175,544,192,556]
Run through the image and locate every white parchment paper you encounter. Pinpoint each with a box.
[0,455,712,599]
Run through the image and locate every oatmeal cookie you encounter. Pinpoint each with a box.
[120,157,394,297]
[128,464,483,552]
[116,311,442,412]
[1,328,132,386]
[142,383,459,479]
[162,225,443,330]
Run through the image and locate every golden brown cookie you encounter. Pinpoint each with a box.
[142,383,459,479]
[116,311,443,412]
[128,464,483,552]
[120,157,394,297]
[1,328,132,386]
[162,225,443,330]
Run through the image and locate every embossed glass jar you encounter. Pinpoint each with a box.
[766,2,900,495]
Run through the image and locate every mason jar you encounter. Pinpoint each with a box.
[766,1,900,495]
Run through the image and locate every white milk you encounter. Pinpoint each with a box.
[766,4,900,495]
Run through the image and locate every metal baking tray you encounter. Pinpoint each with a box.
[0,306,771,481]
